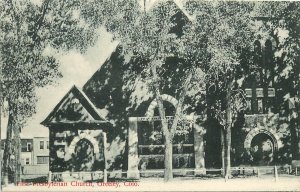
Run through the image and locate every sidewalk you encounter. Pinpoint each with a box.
[2,176,300,191]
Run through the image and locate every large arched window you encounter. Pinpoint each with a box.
[254,40,262,64]
[253,40,263,86]
[265,39,274,86]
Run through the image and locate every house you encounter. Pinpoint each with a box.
[20,138,34,166]
[1,138,34,166]
[1,137,49,166]
[32,137,49,165]
[42,0,299,180]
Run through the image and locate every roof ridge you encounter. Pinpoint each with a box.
[41,85,108,126]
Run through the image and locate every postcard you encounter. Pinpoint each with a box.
[1,0,300,191]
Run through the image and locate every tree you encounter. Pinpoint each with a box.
[0,0,96,184]
[81,0,208,181]
[80,0,259,181]
[184,1,254,178]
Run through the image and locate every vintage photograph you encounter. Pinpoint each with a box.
[0,0,300,191]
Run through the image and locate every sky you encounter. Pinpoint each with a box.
[1,27,118,139]
[0,0,175,139]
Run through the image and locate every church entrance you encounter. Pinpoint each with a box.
[71,139,95,171]
[244,128,279,166]
[250,133,274,166]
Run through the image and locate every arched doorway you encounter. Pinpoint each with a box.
[244,129,279,166]
[251,133,274,165]
[71,139,95,171]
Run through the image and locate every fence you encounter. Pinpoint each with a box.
[7,165,300,183]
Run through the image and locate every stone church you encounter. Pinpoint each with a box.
[42,1,299,180]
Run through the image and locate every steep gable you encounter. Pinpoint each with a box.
[41,85,107,126]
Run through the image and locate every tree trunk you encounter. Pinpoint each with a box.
[13,125,21,185]
[224,78,233,179]
[151,64,193,182]
[221,128,225,176]
[2,109,13,186]
[164,131,173,181]
[151,64,173,181]
[157,96,173,182]
[170,71,194,135]
[224,123,232,179]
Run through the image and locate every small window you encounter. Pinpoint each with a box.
[27,143,32,151]
[246,99,252,114]
[25,158,30,165]
[46,141,49,149]
[258,99,263,114]
[245,89,252,98]
[40,141,44,149]
[256,88,264,98]
[37,156,49,164]
[268,88,275,97]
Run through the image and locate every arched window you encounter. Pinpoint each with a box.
[253,40,262,66]
[265,40,274,86]
[265,39,273,67]
[253,40,263,86]
[244,39,277,115]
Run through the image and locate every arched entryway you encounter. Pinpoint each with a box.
[72,138,95,171]
[65,132,103,172]
[251,133,274,165]
[244,129,280,166]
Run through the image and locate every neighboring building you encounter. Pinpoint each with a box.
[33,137,50,165]
[1,137,49,166]
[42,0,299,180]
[1,138,34,166]
[20,138,34,166]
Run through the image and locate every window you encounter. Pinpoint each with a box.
[40,141,44,149]
[25,158,30,165]
[27,143,32,152]
[268,88,275,97]
[46,141,49,149]
[253,40,262,67]
[137,120,195,169]
[257,99,263,114]
[37,156,49,164]
[245,89,252,98]
[244,88,276,114]
[256,88,264,98]
[245,99,252,114]
[265,39,273,70]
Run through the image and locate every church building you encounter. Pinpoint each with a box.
[42,0,299,181]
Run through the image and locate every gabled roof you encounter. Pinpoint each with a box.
[146,0,194,22]
[41,85,108,126]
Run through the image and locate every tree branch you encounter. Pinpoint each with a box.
[170,69,194,136]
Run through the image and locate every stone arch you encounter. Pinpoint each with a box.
[145,94,178,117]
[67,132,100,158]
[244,128,280,152]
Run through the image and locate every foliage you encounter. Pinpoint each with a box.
[0,0,97,184]
[184,1,255,124]
[0,0,96,127]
